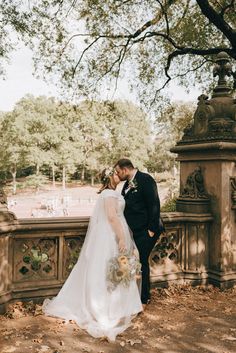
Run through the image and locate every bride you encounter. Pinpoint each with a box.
[42,167,143,341]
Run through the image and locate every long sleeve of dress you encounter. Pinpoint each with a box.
[104,196,125,244]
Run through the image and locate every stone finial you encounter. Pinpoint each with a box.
[177,51,236,144]
[213,52,232,85]
[212,52,233,97]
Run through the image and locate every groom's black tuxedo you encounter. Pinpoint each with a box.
[121,170,161,235]
[121,170,162,304]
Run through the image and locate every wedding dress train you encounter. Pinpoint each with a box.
[42,189,142,341]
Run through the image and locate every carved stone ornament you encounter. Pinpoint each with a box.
[231,177,236,210]
[180,166,209,200]
[180,52,236,144]
[14,238,57,282]
[193,94,214,136]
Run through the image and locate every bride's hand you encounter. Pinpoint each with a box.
[118,239,126,253]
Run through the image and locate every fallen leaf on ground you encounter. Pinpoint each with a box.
[34,304,43,316]
[126,339,141,346]
[221,335,236,341]
[1,347,17,353]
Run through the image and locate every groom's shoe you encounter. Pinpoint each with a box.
[142,304,147,311]
[142,298,151,311]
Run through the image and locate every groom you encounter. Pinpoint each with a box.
[114,158,162,308]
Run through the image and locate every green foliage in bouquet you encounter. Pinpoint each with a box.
[106,252,141,292]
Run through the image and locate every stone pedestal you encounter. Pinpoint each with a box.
[172,142,236,288]
[171,52,236,288]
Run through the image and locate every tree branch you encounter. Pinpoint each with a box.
[72,36,101,77]
[164,46,232,81]
[151,58,210,106]
[220,0,235,18]
[92,38,132,88]
[115,0,135,8]
[196,0,236,50]
[132,0,176,38]
[132,30,233,58]
[155,0,170,35]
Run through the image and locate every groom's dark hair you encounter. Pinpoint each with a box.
[114,158,134,169]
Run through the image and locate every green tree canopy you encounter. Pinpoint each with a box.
[147,101,195,173]
[0,94,152,189]
[1,1,235,108]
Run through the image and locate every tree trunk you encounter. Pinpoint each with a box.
[91,171,94,186]
[11,164,17,195]
[81,166,85,184]
[52,164,56,188]
[36,163,40,176]
[62,166,66,190]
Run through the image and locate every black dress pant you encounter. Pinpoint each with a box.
[134,230,159,304]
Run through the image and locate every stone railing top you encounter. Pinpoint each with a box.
[0,212,214,235]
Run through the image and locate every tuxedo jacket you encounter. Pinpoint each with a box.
[121,170,161,235]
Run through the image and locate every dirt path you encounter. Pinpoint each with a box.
[0,285,236,353]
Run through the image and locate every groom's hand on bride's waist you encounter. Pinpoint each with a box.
[148,230,155,237]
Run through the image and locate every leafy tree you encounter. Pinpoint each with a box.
[73,100,107,185]
[0,112,28,193]
[74,100,152,184]
[0,95,82,191]
[100,100,151,168]
[147,101,195,173]
[158,101,195,141]
[53,102,84,189]
[1,1,235,108]
[12,95,59,175]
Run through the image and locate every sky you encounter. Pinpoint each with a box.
[0,45,202,112]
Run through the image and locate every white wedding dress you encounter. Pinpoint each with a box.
[42,189,142,341]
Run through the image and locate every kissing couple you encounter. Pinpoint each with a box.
[43,158,163,341]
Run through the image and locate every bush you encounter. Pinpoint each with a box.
[154,171,175,183]
[23,174,49,191]
[161,196,177,212]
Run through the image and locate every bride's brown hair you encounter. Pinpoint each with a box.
[97,168,115,194]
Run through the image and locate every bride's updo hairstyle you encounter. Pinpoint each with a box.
[98,167,115,194]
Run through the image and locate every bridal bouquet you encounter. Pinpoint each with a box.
[106,252,141,292]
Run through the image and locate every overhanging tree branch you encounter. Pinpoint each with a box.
[196,0,236,50]
[164,46,232,80]
[151,58,210,106]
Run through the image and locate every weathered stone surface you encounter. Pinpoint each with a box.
[171,52,236,288]
[0,213,214,313]
[178,52,236,144]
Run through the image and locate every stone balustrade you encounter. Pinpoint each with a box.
[0,212,213,313]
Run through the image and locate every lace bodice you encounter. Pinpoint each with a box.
[101,189,125,217]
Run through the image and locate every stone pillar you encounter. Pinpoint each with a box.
[0,184,17,313]
[171,52,236,288]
